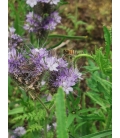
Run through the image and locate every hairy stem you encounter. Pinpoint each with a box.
[36,96,50,115]
[73,54,94,67]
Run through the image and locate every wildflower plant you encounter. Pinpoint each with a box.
[8,0,112,138]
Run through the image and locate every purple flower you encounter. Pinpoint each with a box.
[50,67,82,94]
[50,11,61,23]
[9,27,16,35]
[8,27,23,49]
[45,57,58,71]
[57,58,68,68]
[13,126,26,136]
[8,49,25,74]
[26,0,37,7]
[43,12,61,31]
[43,19,57,30]
[24,12,42,33]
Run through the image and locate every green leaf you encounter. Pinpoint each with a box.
[74,122,86,132]
[66,113,76,128]
[103,26,111,58]
[86,92,109,111]
[77,108,97,114]
[8,106,24,115]
[48,34,87,40]
[81,129,112,138]
[55,87,69,138]
[47,38,65,50]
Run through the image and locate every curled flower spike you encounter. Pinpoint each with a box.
[8,27,23,49]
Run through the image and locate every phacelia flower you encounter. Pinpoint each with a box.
[50,67,82,94]
[57,58,68,68]
[50,11,61,23]
[13,126,26,137]
[8,49,25,74]
[24,12,42,33]
[43,11,61,31]
[26,0,37,7]
[45,57,58,71]
[8,27,23,49]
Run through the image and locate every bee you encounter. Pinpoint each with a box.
[63,49,78,56]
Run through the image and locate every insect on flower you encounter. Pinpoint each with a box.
[63,49,78,56]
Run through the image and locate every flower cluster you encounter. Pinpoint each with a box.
[24,11,61,33]
[43,11,61,30]
[8,0,82,95]
[24,12,42,33]
[26,0,60,7]
[8,46,82,94]
[10,126,26,138]
[49,68,82,94]
[8,27,23,49]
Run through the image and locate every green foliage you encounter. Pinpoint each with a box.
[81,129,112,138]
[55,87,69,138]
[67,13,87,30]
[8,0,112,137]
[8,106,24,115]
[27,123,43,133]
[58,25,76,36]
[12,110,45,122]
[103,26,112,58]
[93,47,112,76]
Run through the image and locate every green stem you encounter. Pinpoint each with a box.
[36,96,50,115]
[44,113,48,138]
[73,54,94,67]
[48,35,87,40]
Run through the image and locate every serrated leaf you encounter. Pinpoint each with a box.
[86,92,109,111]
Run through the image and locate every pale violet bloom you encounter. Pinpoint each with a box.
[41,80,46,86]
[57,58,68,68]
[50,12,61,23]
[74,68,83,79]
[49,0,60,5]
[60,80,73,94]
[46,94,52,101]
[9,27,16,34]
[13,126,26,136]
[26,0,37,7]
[31,48,40,56]
[26,12,33,18]
[45,57,58,71]
[47,125,51,131]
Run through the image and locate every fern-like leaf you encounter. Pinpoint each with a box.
[12,110,45,122]
[93,47,112,76]
[27,123,42,133]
